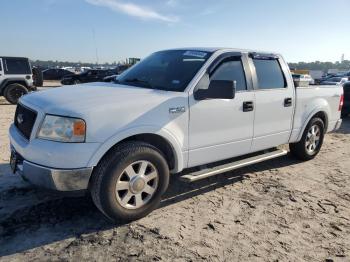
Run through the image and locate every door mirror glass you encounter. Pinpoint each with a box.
[194,80,236,100]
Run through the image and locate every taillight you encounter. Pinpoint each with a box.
[339,94,344,111]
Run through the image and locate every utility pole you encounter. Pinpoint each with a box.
[92,28,99,65]
[341,54,345,63]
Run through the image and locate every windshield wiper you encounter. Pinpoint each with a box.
[122,78,154,89]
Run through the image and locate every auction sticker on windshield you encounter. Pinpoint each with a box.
[183,51,208,58]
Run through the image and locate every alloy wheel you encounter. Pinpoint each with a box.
[115,160,159,209]
[305,124,321,154]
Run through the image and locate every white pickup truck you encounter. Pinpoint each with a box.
[9,48,343,222]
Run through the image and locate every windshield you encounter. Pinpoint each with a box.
[116,50,212,92]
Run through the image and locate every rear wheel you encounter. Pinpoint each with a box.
[73,79,80,85]
[90,142,170,222]
[289,117,325,160]
[4,83,28,104]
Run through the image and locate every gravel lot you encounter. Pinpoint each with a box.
[0,92,350,261]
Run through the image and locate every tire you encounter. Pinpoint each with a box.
[90,141,170,222]
[289,117,325,160]
[32,68,43,87]
[73,79,80,85]
[4,83,28,104]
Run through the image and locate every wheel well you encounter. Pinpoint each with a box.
[313,111,328,131]
[103,133,176,170]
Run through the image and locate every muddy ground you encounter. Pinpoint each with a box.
[0,95,349,261]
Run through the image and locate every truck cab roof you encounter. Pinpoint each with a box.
[162,47,280,56]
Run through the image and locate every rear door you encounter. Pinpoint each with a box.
[249,53,295,151]
[188,53,255,167]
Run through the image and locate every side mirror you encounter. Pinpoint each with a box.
[194,80,236,100]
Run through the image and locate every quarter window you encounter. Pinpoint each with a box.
[3,58,31,74]
[253,59,286,89]
[210,58,247,91]
[0,59,2,71]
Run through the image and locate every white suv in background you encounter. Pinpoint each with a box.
[0,57,36,104]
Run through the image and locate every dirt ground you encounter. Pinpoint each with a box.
[0,94,349,262]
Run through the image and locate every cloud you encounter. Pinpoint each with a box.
[86,0,179,22]
[166,0,177,7]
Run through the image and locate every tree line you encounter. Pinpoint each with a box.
[288,60,350,72]
[31,60,121,69]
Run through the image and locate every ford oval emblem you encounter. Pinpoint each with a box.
[17,114,24,124]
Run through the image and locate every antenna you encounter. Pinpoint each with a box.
[92,28,99,65]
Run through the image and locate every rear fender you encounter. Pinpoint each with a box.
[296,103,330,142]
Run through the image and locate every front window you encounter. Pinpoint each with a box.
[116,50,212,92]
[210,58,247,91]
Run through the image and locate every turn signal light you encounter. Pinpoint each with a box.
[73,120,86,136]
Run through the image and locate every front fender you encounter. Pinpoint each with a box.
[87,125,185,173]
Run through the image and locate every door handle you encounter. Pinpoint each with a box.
[243,101,254,112]
[284,97,292,107]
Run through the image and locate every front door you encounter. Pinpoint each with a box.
[249,54,295,151]
[188,55,255,167]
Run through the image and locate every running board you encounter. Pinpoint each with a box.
[180,149,288,182]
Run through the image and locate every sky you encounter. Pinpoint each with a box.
[0,0,349,63]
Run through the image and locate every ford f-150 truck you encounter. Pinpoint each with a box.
[9,48,343,222]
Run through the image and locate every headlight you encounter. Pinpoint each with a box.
[38,115,86,142]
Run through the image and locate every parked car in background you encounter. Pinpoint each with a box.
[319,76,349,86]
[42,68,74,80]
[61,69,117,85]
[337,71,350,77]
[0,56,36,104]
[115,64,130,74]
[103,74,119,82]
[9,48,343,222]
[292,74,314,86]
[342,82,350,117]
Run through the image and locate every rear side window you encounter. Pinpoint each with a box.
[253,59,286,89]
[0,59,2,71]
[4,58,31,74]
[211,58,247,91]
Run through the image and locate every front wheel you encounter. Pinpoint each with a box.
[289,117,325,160]
[90,142,170,222]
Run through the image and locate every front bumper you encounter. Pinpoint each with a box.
[16,158,93,191]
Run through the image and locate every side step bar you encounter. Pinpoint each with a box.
[180,149,288,182]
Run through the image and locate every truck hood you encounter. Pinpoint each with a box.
[21,82,179,116]
[21,82,188,143]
